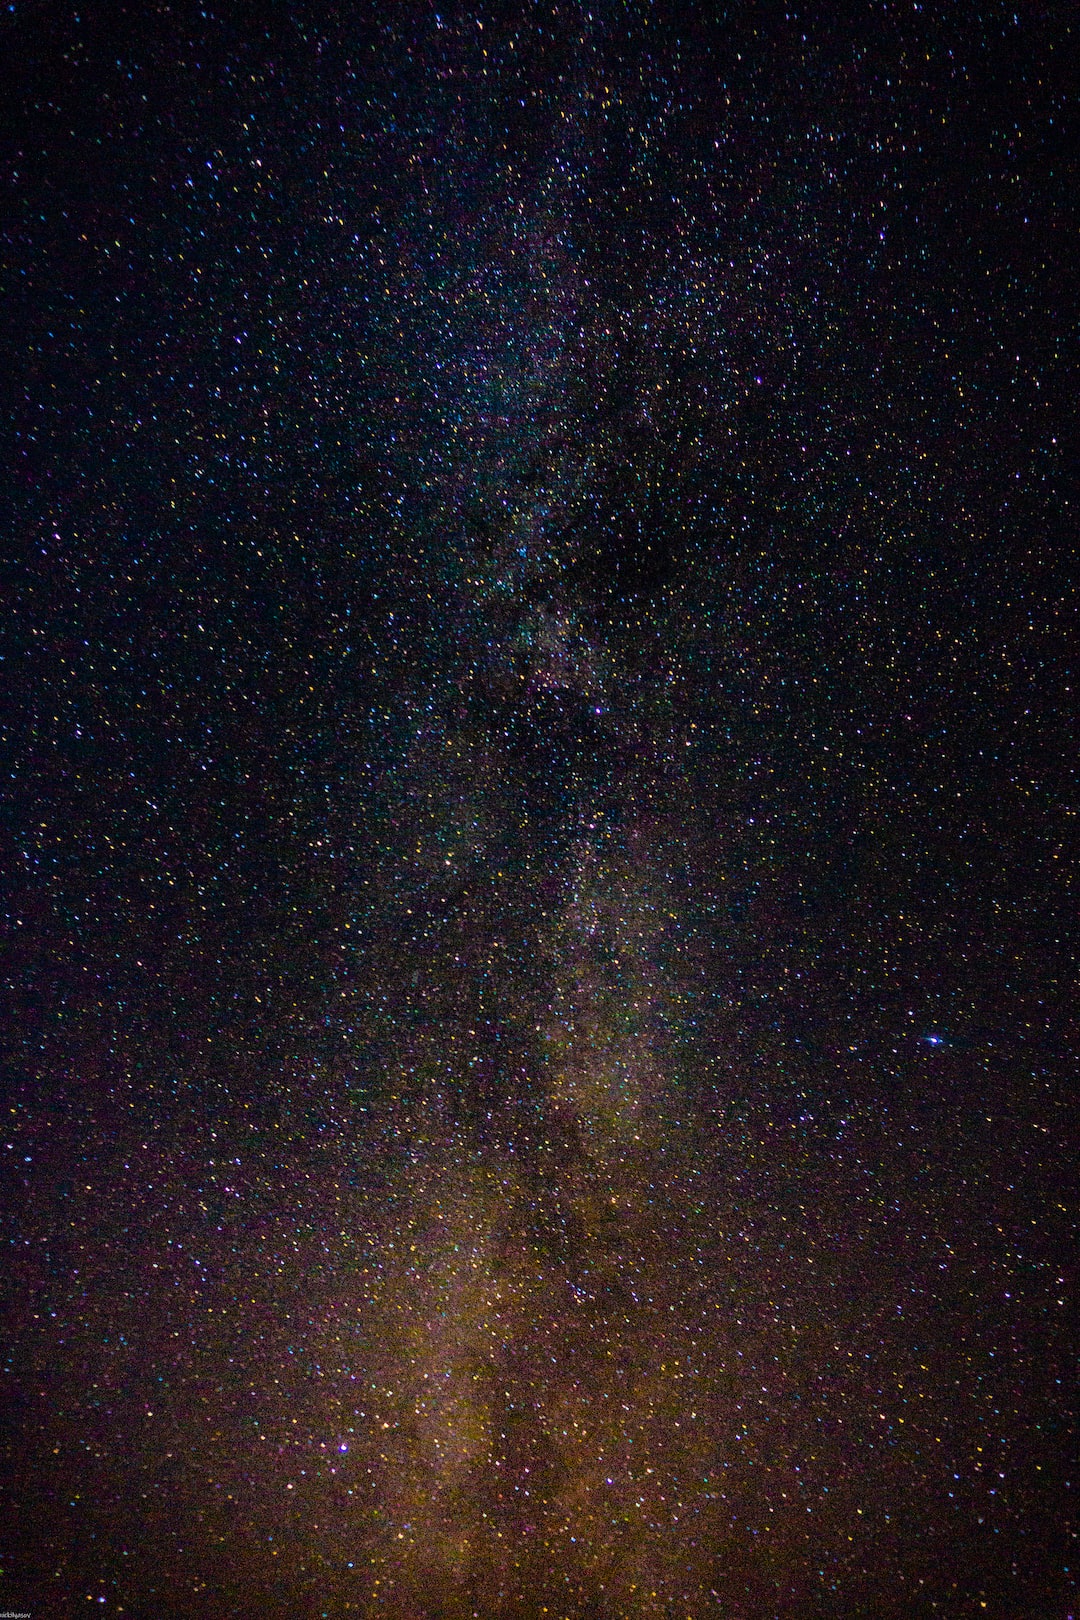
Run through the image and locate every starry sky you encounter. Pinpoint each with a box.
[2,3,1076,1616]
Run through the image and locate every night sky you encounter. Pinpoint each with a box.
[2,3,1076,1616]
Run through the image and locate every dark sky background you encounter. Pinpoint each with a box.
[2,2,1075,1616]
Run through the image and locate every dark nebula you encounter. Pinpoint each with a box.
[2,4,1075,1617]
